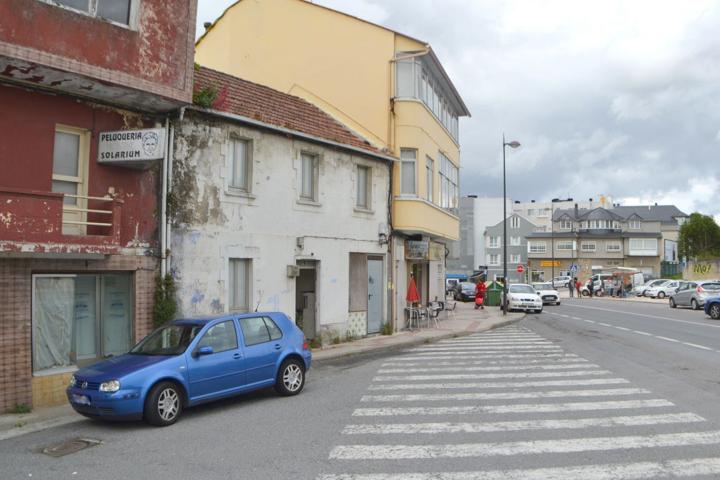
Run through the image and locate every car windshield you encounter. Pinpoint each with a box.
[533,283,553,290]
[129,324,203,356]
[702,283,720,291]
[509,285,535,294]
[460,282,476,291]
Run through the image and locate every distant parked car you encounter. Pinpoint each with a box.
[453,282,477,301]
[533,282,561,305]
[670,280,720,310]
[506,284,543,313]
[634,279,669,297]
[552,276,572,288]
[67,313,311,426]
[645,280,680,299]
[704,296,720,320]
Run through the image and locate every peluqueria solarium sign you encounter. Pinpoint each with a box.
[98,128,166,169]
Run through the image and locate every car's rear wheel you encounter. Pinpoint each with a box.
[275,358,305,396]
[145,381,183,427]
[658,292,666,299]
[669,298,676,308]
[710,304,720,320]
[556,301,561,305]
[691,299,700,311]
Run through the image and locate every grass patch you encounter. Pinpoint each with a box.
[381,322,393,336]
[8,403,31,414]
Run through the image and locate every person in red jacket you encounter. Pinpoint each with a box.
[575,277,583,299]
[475,280,487,310]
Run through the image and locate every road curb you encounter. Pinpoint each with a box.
[312,314,525,366]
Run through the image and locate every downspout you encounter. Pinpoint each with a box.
[160,116,170,277]
[387,160,395,331]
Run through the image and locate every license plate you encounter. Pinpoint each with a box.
[72,394,91,406]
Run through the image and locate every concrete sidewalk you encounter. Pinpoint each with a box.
[0,302,523,441]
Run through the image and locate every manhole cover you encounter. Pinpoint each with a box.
[41,438,101,458]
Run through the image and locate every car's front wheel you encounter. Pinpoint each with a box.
[275,358,305,396]
[145,381,183,427]
[691,299,700,311]
[709,304,720,320]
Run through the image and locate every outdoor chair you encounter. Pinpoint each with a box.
[444,300,457,320]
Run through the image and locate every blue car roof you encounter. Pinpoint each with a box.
[171,312,286,326]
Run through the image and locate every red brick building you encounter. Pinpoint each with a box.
[0,0,197,410]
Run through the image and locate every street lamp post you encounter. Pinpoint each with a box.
[502,135,521,315]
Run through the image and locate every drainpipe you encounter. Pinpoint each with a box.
[160,116,170,277]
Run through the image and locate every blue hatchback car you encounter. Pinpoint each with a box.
[66,312,311,426]
[705,296,720,320]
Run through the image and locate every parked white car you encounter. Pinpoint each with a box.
[533,282,561,305]
[506,284,543,313]
[552,276,572,288]
[634,279,670,297]
[645,280,680,299]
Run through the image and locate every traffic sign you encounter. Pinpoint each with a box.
[516,265,524,273]
[569,263,578,273]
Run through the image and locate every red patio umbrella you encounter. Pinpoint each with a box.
[406,276,420,304]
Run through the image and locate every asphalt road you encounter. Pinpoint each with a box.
[3,299,720,479]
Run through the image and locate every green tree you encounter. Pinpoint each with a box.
[678,213,720,260]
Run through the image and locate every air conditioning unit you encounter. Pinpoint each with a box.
[287,265,300,278]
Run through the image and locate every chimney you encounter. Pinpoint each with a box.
[574,203,579,219]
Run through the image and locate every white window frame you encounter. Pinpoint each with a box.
[299,152,319,202]
[53,125,90,235]
[510,254,521,263]
[400,148,417,195]
[510,236,521,246]
[439,152,458,212]
[488,254,500,266]
[510,216,520,229]
[581,242,597,252]
[556,241,574,251]
[560,220,572,230]
[529,241,547,254]
[628,238,658,256]
[488,236,500,248]
[425,156,434,203]
[229,258,252,313]
[41,0,138,28]
[356,165,371,210]
[606,242,622,252]
[629,220,642,229]
[229,137,252,193]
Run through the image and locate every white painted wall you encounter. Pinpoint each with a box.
[170,113,390,335]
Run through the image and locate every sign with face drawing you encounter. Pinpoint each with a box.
[98,128,166,167]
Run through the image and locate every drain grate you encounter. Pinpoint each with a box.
[41,438,102,458]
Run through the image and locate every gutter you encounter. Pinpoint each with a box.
[187,106,398,163]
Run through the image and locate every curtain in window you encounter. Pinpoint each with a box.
[73,276,97,359]
[34,277,75,370]
[357,166,368,208]
[301,154,315,199]
[102,275,132,357]
[232,139,248,190]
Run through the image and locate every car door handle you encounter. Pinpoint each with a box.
[233,353,242,359]
[274,344,281,350]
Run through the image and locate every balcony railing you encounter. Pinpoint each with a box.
[0,188,122,252]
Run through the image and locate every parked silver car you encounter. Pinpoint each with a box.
[670,280,720,310]
[645,280,680,299]
[634,279,669,297]
[552,276,572,288]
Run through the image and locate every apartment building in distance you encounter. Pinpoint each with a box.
[0,0,197,410]
[526,204,688,281]
[195,0,470,327]
[484,213,537,283]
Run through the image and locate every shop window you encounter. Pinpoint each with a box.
[32,274,133,373]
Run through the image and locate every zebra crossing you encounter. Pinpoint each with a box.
[317,325,720,479]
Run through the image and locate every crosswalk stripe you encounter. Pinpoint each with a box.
[377,363,596,374]
[381,358,587,367]
[329,430,720,459]
[438,336,546,342]
[428,341,556,346]
[402,350,566,357]
[360,388,651,402]
[317,457,720,479]
[396,353,577,360]
[351,399,674,416]
[409,345,560,351]
[366,378,631,391]
[341,412,706,434]
[373,370,611,381]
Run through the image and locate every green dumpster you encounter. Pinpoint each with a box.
[485,281,503,307]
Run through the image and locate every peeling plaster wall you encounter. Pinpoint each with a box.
[170,113,390,333]
[0,0,196,102]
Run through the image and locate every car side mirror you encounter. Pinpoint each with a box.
[194,346,214,357]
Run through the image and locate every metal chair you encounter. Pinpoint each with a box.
[444,300,457,320]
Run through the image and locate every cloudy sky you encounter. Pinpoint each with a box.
[197,0,720,221]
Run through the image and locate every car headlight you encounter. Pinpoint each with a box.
[99,380,121,392]
[69,375,77,387]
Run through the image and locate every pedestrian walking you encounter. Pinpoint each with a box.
[575,277,582,298]
[588,280,594,297]
[474,280,487,310]
[568,279,574,298]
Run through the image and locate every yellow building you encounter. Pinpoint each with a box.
[196,0,470,327]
